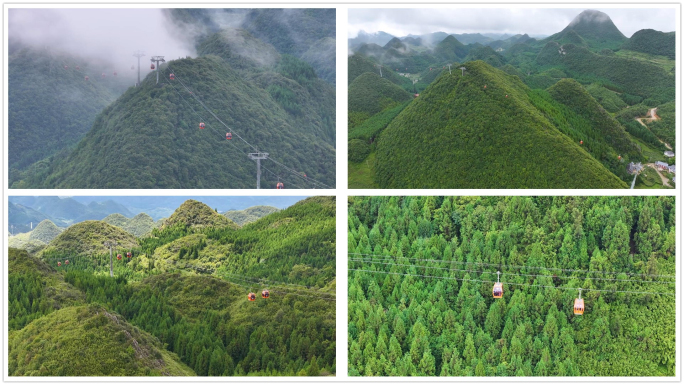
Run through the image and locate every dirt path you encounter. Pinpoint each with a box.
[645,162,672,188]
[635,107,672,150]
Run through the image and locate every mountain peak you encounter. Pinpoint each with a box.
[164,199,238,229]
[569,9,612,27]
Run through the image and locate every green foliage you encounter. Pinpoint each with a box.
[14,54,335,189]
[622,29,675,59]
[42,221,138,257]
[349,139,371,163]
[648,102,675,150]
[348,72,413,128]
[373,61,627,188]
[223,206,280,226]
[348,101,410,142]
[9,304,194,376]
[348,196,675,376]
[584,83,627,113]
[28,220,63,244]
[162,199,238,230]
[8,45,119,172]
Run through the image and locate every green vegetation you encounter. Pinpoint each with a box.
[348,72,413,128]
[648,101,675,150]
[373,61,627,188]
[223,206,280,226]
[42,221,137,257]
[546,10,627,50]
[348,152,379,189]
[9,197,336,376]
[622,29,675,59]
[103,212,156,237]
[348,196,675,376]
[585,83,627,113]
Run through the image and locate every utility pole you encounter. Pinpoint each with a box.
[447,64,452,75]
[103,240,118,277]
[150,56,165,84]
[132,51,145,86]
[459,66,466,76]
[248,150,269,189]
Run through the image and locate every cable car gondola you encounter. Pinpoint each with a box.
[126,252,132,259]
[57,261,62,267]
[226,132,232,140]
[84,76,89,81]
[170,73,175,80]
[199,122,205,130]
[276,182,284,189]
[261,290,270,299]
[247,292,256,301]
[75,66,80,70]
[113,71,117,76]
[492,271,503,299]
[574,288,584,315]
[580,140,583,145]
[64,65,68,69]
[65,260,69,265]
[101,73,106,78]
[150,63,155,70]
[117,254,122,260]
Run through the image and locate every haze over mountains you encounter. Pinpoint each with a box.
[348,9,675,189]
[9,8,336,189]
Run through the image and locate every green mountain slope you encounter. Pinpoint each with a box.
[103,212,156,237]
[29,219,64,244]
[8,45,119,172]
[163,199,238,230]
[373,61,627,188]
[434,36,468,62]
[622,29,675,59]
[348,72,413,127]
[42,221,138,256]
[548,10,627,50]
[16,54,335,189]
[223,205,280,226]
[9,304,194,376]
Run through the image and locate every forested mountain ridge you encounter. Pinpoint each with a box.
[9,196,336,376]
[223,205,280,226]
[347,9,675,189]
[348,196,675,376]
[14,54,335,189]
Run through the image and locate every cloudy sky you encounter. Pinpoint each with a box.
[348,8,676,39]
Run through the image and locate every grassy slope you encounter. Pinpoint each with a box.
[41,221,138,257]
[374,61,627,189]
[223,206,280,226]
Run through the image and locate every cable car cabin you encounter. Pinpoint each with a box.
[199,123,205,130]
[117,254,122,260]
[113,71,117,76]
[492,282,503,299]
[75,66,80,70]
[65,260,69,265]
[57,262,62,267]
[580,140,583,145]
[226,132,232,140]
[276,182,284,189]
[126,252,132,258]
[101,73,106,78]
[84,76,89,81]
[150,63,155,70]
[247,292,256,301]
[574,298,584,315]
[64,65,68,69]
[170,74,175,80]
[261,290,270,299]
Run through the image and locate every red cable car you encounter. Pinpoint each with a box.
[126,252,132,258]
[170,73,175,80]
[618,155,622,160]
[150,63,155,70]
[57,261,62,267]
[247,292,256,301]
[261,290,270,299]
[117,254,122,260]
[580,140,584,145]
[226,132,232,140]
[276,182,284,189]
[484,85,487,89]
[64,65,68,69]
[574,289,584,315]
[113,71,117,76]
[199,122,205,130]
[65,260,69,265]
[492,271,503,298]
[505,94,508,98]
[84,76,89,81]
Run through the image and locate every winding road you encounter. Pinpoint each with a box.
[635,107,672,150]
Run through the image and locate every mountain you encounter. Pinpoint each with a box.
[348,53,412,88]
[222,205,280,226]
[373,61,627,188]
[623,29,675,59]
[8,44,120,175]
[28,220,64,244]
[162,200,238,230]
[8,203,57,234]
[8,304,194,376]
[348,72,413,128]
[548,10,627,50]
[102,212,156,237]
[349,30,396,49]
[451,33,494,45]
[42,221,138,257]
[434,35,468,62]
[15,54,335,189]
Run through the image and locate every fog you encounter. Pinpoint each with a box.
[9,8,196,80]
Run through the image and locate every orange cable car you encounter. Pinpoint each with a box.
[276,182,284,189]
[574,288,584,315]
[226,132,232,140]
[199,122,205,129]
[170,73,175,80]
[261,290,270,299]
[65,260,69,265]
[117,254,122,260]
[247,292,256,301]
[126,252,132,259]
[57,261,62,267]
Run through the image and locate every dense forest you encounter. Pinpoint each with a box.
[348,196,675,376]
[9,197,336,376]
[10,9,336,189]
[347,9,675,189]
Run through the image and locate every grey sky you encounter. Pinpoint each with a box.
[348,8,676,39]
[9,8,195,75]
